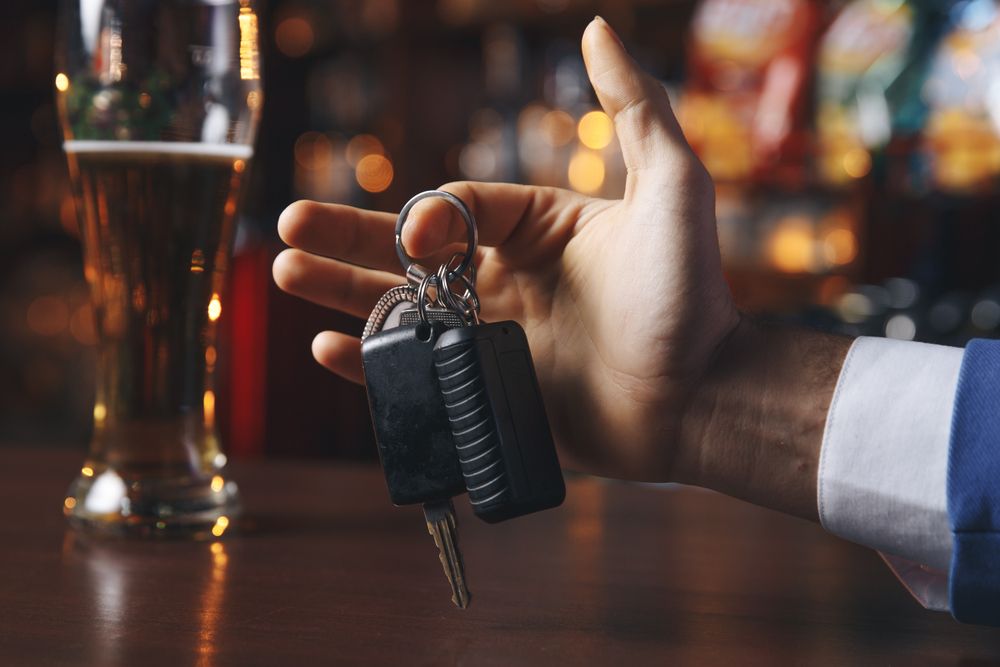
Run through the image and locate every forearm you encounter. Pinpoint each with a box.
[676,315,853,521]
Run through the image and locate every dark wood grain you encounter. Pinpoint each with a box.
[0,446,997,666]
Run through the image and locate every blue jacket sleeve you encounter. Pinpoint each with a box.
[949,338,1000,625]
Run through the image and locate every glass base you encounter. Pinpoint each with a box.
[64,463,241,539]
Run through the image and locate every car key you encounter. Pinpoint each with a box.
[359,190,483,608]
[433,320,565,524]
[362,298,471,608]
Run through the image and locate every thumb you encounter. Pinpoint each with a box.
[581,17,693,175]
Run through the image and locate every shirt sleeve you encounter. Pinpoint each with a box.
[818,336,963,608]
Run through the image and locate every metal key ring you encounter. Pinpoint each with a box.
[436,260,480,324]
[396,190,478,284]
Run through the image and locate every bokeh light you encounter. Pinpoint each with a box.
[885,314,917,340]
[459,142,497,180]
[822,229,858,265]
[568,149,605,194]
[346,134,385,168]
[204,390,216,427]
[578,111,614,149]
[275,17,314,58]
[356,154,393,192]
[843,148,871,178]
[769,217,816,274]
[27,296,69,336]
[294,132,334,169]
[69,304,98,345]
[208,294,222,322]
[54,73,69,91]
[212,516,229,537]
[539,110,575,147]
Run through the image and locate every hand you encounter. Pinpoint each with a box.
[274,18,736,482]
[273,18,849,519]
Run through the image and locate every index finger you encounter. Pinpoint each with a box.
[400,182,591,259]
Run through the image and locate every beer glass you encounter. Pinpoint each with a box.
[55,0,262,537]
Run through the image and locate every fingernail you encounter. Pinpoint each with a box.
[594,16,625,50]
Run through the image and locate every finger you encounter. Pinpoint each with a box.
[581,17,693,174]
[272,248,401,319]
[277,200,403,275]
[400,182,587,258]
[312,331,364,385]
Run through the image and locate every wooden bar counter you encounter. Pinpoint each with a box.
[0,446,998,665]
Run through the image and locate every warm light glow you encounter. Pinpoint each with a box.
[234,159,245,173]
[225,200,236,215]
[239,8,261,79]
[211,542,224,554]
[356,154,393,192]
[206,345,217,366]
[539,110,575,147]
[247,91,261,110]
[295,132,334,169]
[70,304,98,345]
[578,111,614,149]
[139,93,151,108]
[191,249,205,273]
[64,497,76,509]
[81,466,94,477]
[769,218,816,274]
[211,475,224,492]
[27,296,69,336]
[843,148,872,178]
[567,150,605,194]
[93,403,107,422]
[212,516,229,536]
[952,48,981,81]
[55,73,69,91]
[275,17,314,58]
[346,134,384,168]
[204,390,216,427]
[459,142,496,180]
[822,229,858,265]
[208,295,222,321]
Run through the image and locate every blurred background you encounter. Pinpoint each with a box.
[4,0,1000,459]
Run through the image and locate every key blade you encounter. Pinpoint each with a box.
[423,499,471,609]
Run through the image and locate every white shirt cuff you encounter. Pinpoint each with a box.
[818,336,962,577]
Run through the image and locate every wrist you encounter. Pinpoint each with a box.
[674,314,853,521]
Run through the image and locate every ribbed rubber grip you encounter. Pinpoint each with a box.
[433,339,510,508]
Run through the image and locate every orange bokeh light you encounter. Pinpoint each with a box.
[356,154,393,193]
[275,17,314,58]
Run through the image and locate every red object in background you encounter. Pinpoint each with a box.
[227,245,271,459]
[216,240,378,461]
[679,0,823,185]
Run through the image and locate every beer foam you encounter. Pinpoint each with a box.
[63,141,253,159]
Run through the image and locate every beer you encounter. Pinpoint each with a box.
[64,141,250,536]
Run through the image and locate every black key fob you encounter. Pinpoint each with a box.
[362,322,467,505]
[433,321,565,524]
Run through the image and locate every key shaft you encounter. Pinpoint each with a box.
[423,499,471,609]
